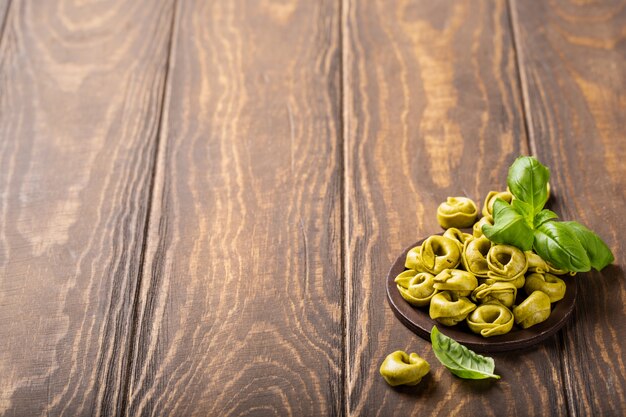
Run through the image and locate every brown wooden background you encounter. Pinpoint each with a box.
[0,0,624,416]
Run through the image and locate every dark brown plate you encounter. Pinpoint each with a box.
[386,233,577,352]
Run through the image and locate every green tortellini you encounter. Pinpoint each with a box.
[420,235,462,275]
[513,291,551,329]
[526,251,549,274]
[443,227,473,252]
[429,291,476,326]
[486,244,528,288]
[471,282,517,308]
[467,302,514,337]
[461,235,492,278]
[526,251,574,276]
[472,216,493,238]
[546,263,572,276]
[393,186,572,339]
[395,270,438,307]
[405,245,425,271]
[482,190,513,218]
[379,351,430,386]
[433,269,478,297]
[437,197,478,229]
[524,273,566,303]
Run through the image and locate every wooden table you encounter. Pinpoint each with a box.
[0,0,624,416]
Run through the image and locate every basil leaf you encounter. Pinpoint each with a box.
[482,198,534,251]
[534,209,558,228]
[533,221,591,272]
[430,326,500,380]
[507,156,550,215]
[511,199,533,225]
[561,221,614,271]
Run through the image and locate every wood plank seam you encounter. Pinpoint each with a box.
[119,1,181,415]
[341,0,349,416]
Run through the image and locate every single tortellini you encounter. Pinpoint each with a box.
[471,282,517,308]
[443,227,473,252]
[429,291,476,326]
[486,244,528,288]
[420,235,462,275]
[526,251,549,274]
[379,351,430,386]
[405,246,425,271]
[524,273,566,303]
[513,291,551,329]
[467,302,514,337]
[472,216,493,238]
[437,197,478,229]
[433,269,478,297]
[482,190,513,218]
[461,235,492,278]
[527,253,575,276]
[395,270,438,307]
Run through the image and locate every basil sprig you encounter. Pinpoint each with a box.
[482,156,614,272]
[430,326,500,380]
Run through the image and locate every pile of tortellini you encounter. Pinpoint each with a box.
[395,190,572,338]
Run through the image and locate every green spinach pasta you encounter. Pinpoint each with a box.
[383,156,612,392]
[404,245,423,271]
[394,189,578,338]
[395,270,438,307]
[437,197,478,229]
[524,273,566,303]
[486,244,528,288]
[433,269,478,297]
[429,292,476,326]
[419,235,462,275]
[513,291,552,329]
[471,282,517,308]
[379,351,430,386]
[443,227,472,252]
[461,235,491,278]
[467,302,514,337]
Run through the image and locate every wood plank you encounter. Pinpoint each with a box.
[125,1,343,415]
[510,1,626,415]
[0,1,176,415]
[343,0,572,415]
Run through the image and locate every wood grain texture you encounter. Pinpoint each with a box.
[343,0,573,415]
[1,0,623,415]
[125,1,343,416]
[0,1,176,415]
[0,1,10,40]
[511,1,626,415]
